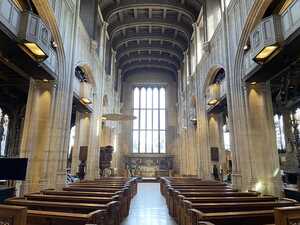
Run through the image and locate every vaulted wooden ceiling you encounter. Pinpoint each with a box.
[100,0,202,79]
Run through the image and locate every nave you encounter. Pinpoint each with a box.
[2,0,300,224]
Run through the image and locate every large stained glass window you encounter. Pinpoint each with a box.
[133,86,166,154]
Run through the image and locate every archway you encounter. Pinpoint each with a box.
[230,0,296,194]
[204,67,232,182]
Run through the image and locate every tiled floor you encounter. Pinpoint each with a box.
[121,183,177,225]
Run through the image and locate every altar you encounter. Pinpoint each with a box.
[124,154,174,177]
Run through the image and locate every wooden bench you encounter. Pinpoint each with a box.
[0,204,27,225]
[27,209,106,225]
[190,209,275,225]
[274,206,300,225]
[41,190,129,217]
[6,197,119,225]
[177,196,279,225]
[184,200,296,225]
[169,189,259,218]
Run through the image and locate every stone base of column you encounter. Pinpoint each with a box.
[232,172,242,190]
[55,171,67,190]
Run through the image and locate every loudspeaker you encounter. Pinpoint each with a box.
[79,146,88,162]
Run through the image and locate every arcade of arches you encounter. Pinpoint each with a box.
[1,0,300,223]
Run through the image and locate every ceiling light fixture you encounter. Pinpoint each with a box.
[254,45,279,64]
[208,99,219,106]
[80,97,92,105]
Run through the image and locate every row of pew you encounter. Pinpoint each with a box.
[160,177,300,225]
[3,177,137,225]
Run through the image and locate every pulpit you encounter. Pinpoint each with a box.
[124,154,174,177]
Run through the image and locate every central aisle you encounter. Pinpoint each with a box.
[122,182,177,225]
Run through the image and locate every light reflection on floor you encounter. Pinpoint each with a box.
[121,183,177,225]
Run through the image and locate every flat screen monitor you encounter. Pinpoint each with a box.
[0,158,28,180]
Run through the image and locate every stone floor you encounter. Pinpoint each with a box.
[121,182,177,225]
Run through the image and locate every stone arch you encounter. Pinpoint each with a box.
[228,0,276,191]
[30,0,73,190]
[234,0,273,79]
[202,65,225,97]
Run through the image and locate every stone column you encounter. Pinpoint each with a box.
[71,111,81,175]
[72,113,91,178]
[282,111,298,172]
[244,82,282,195]
[208,114,222,176]
[19,79,55,193]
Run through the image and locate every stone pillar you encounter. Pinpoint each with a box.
[244,82,282,195]
[19,79,55,193]
[208,114,222,176]
[196,97,211,179]
[71,112,91,176]
[86,112,100,180]
[282,111,298,172]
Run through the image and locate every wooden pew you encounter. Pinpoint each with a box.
[185,200,296,225]
[181,206,300,225]
[190,209,275,225]
[41,189,129,217]
[62,186,131,215]
[18,194,120,225]
[169,189,259,218]
[274,206,300,225]
[5,198,115,225]
[27,209,106,225]
[66,181,136,198]
[178,196,279,225]
[0,204,27,225]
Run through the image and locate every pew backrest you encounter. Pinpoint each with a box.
[274,206,300,225]
[0,204,27,225]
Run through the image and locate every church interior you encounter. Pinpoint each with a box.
[1,0,300,224]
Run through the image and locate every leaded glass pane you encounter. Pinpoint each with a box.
[140,131,146,153]
[160,110,165,130]
[133,110,139,129]
[160,131,166,153]
[147,110,152,129]
[140,110,146,130]
[134,87,139,109]
[146,131,152,153]
[153,110,159,130]
[153,88,159,108]
[147,88,152,109]
[153,131,159,153]
[140,88,146,109]
[160,88,165,109]
[133,131,139,153]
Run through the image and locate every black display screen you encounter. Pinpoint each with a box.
[0,158,28,180]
